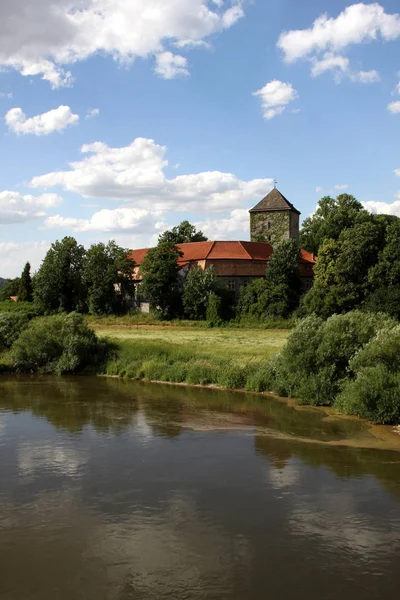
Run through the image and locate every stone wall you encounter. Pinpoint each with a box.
[250,211,291,245]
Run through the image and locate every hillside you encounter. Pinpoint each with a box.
[0,277,7,288]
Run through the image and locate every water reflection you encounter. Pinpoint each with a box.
[1,376,400,600]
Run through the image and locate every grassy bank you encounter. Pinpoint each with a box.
[87,313,295,330]
[101,328,289,391]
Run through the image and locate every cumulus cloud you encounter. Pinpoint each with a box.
[0,191,62,224]
[310,52,380,83]
[278,3,399,81]
[196,209,250,240]
[31,137,273,214]
[85,108,99,120]
[363,199,400,217]
[388,101,400,114]
[45,208,167,234]
[154,52,189,79]
[0,0,245,87]
[253,80,299,120]
[5,105,79,135]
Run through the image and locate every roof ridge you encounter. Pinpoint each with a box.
[205,240,216,259]
[239,241,253,259]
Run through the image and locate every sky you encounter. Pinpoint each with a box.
[0,0,400,278]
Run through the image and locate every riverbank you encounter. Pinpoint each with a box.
[100,328,289,392]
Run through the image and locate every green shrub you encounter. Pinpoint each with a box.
[0,301,38,317]
[0,312,30,349]
[269,311,397,407]
[11,313,107,374]
[349,325,400,374]
[206,293,224,327]
[335,366,400,424]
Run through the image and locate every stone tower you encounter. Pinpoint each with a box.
[249,188,300,245]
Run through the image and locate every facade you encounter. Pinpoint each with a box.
[130,188,315,302]
[130,241,316,297]
[249,188,300,245]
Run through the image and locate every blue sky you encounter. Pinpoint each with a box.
[1,0,400,277]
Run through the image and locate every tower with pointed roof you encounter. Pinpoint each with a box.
[249,188,300,246]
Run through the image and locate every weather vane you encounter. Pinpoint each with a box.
[274,179,278,189]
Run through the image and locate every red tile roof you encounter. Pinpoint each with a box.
[130,241,315,267]
[300,249,317,264]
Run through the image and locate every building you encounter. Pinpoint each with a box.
[129,188,316,302]
[249,187,300,245]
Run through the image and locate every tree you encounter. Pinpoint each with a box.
[34,237,87,314]
[18,262,33,302]
[158,220,208,245]
[237,239,301,319]
[0,277,20,301]
[84,241,135,316]
[139,241,183,318]
[183,266,216,320]
[300,194,369,254]
[303,217,390,318]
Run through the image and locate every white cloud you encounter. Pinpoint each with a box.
[311,53,380,83]
[278,3,399,80]
[334,184,348,190]
[5,105,79,135]
[395,168,400,177]
[45,208,166,234]
[0,0,244,87]
[0,241,51,278]
[311,53,350,78]
[154,52,189,79]
[0,191,62,224]
[363,199,400,217]
[388,101,400,114]
[31,137,273,214]
[350,69,380,83]
[0,92,13,99]
[253,80,299,120]
[85,108,100,120]
[316,186,323,193]
[196,209,250,240]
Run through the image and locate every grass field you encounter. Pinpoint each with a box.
[93,325,290,365]
[93,324,290,391]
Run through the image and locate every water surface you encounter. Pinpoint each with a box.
[1,376,400,600]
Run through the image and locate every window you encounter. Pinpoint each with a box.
[268,221,271,230]
[226,280,236,292]
[306,264,312,272]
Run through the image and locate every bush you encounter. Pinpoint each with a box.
[11,313,107,374]
[268,311,397,407]
[0,312,30,349]
[206,293,224,327]
[335,366,400,424]
[0,301,38,317]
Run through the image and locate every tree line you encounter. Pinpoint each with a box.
[2,195,400,322]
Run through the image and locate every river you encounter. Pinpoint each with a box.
[1,376,400,599]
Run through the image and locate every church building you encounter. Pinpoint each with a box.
[130,188,315,301]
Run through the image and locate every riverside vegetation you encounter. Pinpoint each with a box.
[2,196,400,424]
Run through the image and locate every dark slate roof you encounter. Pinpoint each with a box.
[249,188,301,215]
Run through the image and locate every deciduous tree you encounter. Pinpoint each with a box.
[158,220,207,245]
[34,237,86,314]
[84,241,135,316]
[300,194,368,254]
[139,242,183,318]
[183,266,216,320]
